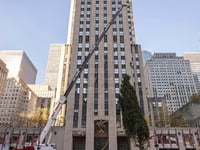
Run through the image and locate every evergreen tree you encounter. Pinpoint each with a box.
[119,74,149,150]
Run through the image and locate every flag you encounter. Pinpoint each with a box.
[154,129,158,146]
[175,128,179,148]
[168,129,171,147]
[189,128,193,147]
[17,129,27,149]
[161,129,164,147]
[182,129,186,146]
[2,128,10,150]
[16,129,21,149]
[196,129,200,146]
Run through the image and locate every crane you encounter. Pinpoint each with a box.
[13,4,127,150]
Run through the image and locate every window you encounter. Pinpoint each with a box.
[113,35,117,43]
[114,64,118,69]
[73,112,78,128]
[104,35,107,43]
[113,28,117,32]
[85,36,90,43]
[114,48,117,52]
[79,36,83,43]
[121,56,125,60]
[122,65,126,69]
[120,36,124,43]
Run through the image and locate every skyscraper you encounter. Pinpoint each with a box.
[0,77,37,125]
[45,44,71,125]
[0,50,37,84]
[0,59,8,98]
[62,0,147,149]
[144,53,197,113]
[183,52,200,93]
[0,50,37,125]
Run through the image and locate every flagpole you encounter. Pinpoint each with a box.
[175,128,179,148]
[189,128,193,147]
[197,128,200,147]
[182,129,186,148]
[161,128,164,147]
[168,128,171,148]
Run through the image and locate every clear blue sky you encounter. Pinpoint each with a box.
[0,0,199,83]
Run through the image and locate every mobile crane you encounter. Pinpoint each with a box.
[8,4,126,150]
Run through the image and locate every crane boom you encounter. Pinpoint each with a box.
[38,4,126,145]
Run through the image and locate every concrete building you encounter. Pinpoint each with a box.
[45,44,71,125]
[2,127,200,150]
[0,59,8,98]
[0,77,37,126]
[62,0,148,149]
[147,97,169,127]
[0,50,37,126]
[28,84,54,108]
[171,101,200,128]
[0,50,37,84]
[28,84,55,126]
[184,52,200,93]
[144,53,197,113]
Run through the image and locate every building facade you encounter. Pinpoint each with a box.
[45,44,71,125]
[144,53,197,113]
[184,52,200,93]
[171,101,200,128]
[0,50,37,84]
[147,97,169,127]
[0,59,8,98]
[63,0,147,149]
[28,84,54,108]
[2,127,200,150]
[0,50,37,126]
[0,77,37,125]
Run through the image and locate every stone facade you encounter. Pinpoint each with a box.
[0,59,8,98]
[1,127,200,150]
[63,0,147,149]
[171,102,200,128]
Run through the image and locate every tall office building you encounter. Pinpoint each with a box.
[45,44,71,125]
[0,50,37,84]
[62,0,147,149]
[144,53,197,113]
[0,51,37,125]
[183,52,200,93]
[0,77,37,125]
[0,59,8,98]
